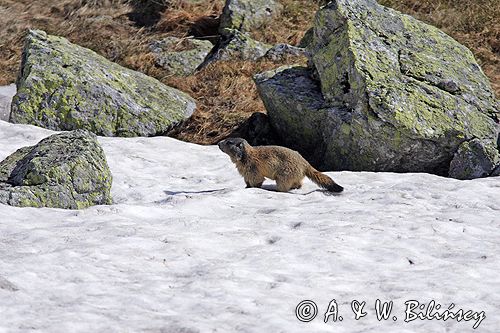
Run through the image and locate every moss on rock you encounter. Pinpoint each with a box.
[0,130,112,209]
[203,29,272,65]
[150,37,213,76]
[10,30,196,137]
[256,0,500,178]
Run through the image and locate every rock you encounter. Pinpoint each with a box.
[150,37,213,76]
[10,30,196,137]
[219,0,283,34]
[0,130,112,209]
[263,44,307,62]
[449,139,500,179]
[203,29,271,65]
[203,32,304,65]
[255,65,347,165]
[256,0,500,178]
[0,84,16,122]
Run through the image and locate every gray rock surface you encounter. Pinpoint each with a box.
[219,0,283,34]
[0,84,16,122]
[255,0,500,179]
[449,139,500,179]
[10,30,196,137]
[203,29,272,65]
[255,65,347,165]
[0,130,112,209]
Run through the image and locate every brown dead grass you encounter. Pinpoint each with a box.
[0,0,498,145]
[155,0,222,39]
[251,0,319,45]
[166,57,307,144]
[0,0,138,85]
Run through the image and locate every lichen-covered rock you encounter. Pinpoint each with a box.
[219,0,282,34]
[0,130,112,209]
[10,30,196,137]
[203,29,271,65]
[256,0,500,179]
[449,139,500,179]
[150,37,213,76]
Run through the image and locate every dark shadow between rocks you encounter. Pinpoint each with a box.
[188,15,221,44]
[230,112,282,146]
[127,0,169,27]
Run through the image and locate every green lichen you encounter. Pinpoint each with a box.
[258,0,499,178]
[0,130,113,209]
[150,37,213,76]
[10,30,196,137]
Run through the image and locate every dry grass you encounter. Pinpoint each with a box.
[0,0,497,145]
[166,57,307,144]
[155,0,222,39]
[0,0,139,85]
[251,0,319,45]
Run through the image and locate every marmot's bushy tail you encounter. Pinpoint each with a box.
[305,166,344,193]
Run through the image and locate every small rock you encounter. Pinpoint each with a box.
[219,0,283,34]
[150,37,214,76]
[232,112,280,146]
[203,29,272,65]
[449,139,500,179]
[0,130,113,209]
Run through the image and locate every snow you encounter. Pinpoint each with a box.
[0,111,499,331]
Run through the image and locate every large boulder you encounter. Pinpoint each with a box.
[10,30,196,137]
[256,0,500,179]
[149,37,213,76]
[219,0,283,34]
[0,130,112,209]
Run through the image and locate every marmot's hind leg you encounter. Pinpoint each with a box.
[276,177,294,192]
[245,175,265,188]
[291,181,302,190]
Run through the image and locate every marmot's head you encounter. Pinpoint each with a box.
[218,138,248,161]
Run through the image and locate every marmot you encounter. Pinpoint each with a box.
[218,138,343,193]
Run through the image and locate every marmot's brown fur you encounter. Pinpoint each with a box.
[218,138,343,193]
